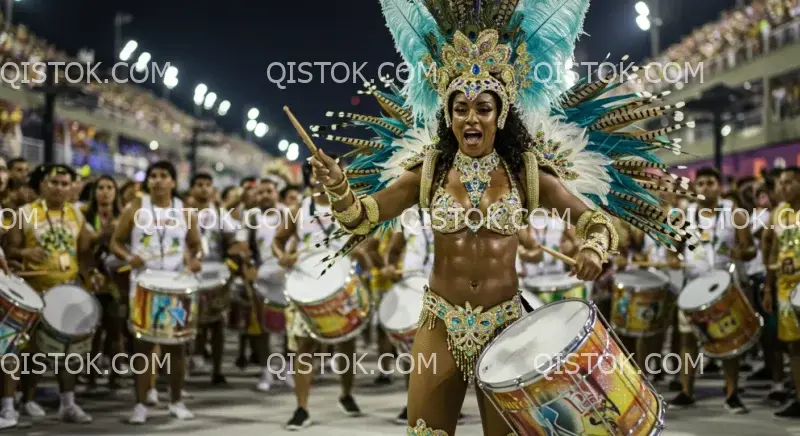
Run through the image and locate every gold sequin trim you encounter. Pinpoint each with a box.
[522,151,540,216]
[420,148,440,209]
[407,419,449,436]
[419,287,522,381]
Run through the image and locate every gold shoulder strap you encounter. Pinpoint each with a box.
[521,151,540,217]
[419,148,440,209]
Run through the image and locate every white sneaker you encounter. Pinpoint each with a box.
[59,404,92,423]
[256,379,271,392]
[168,402,195,420]
[181,389,193,399]
[23,401,45,418]
[128,404,147,425]
[191,356,207,373]
[0,408,17,429]
[145,388,159,406]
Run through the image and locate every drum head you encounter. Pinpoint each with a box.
[43,285,99,336]
[379,276,426,330]
[0,276,44,312]
[678,270,730,310]
[285,251,351,304]
[615,269,669,291]
[477,299,592,388]
[256,282,287,304]
[526,273,582,292]
[196,262,232,289]
[136,269,200,294]
[792,284,800,308]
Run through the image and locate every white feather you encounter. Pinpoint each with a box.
[522,113,613,209]
[377,121,437,186]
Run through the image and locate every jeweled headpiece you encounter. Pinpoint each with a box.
[380,0,590,129]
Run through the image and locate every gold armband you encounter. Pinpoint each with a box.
[347,195,380,236]
[575,210,619,254]
[332,198,363,225]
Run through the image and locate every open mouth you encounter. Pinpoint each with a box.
[463,129,483,146]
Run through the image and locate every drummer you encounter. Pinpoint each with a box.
[3,164,101,425]
[81,175,126,393]
[186,172,237,385]
[668,167,756,414]
[246,177,295,392]
[272,157,365,430]
[764,166,800,418]
[109,160,203,424]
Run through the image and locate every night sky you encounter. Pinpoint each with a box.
[13,0,737,158]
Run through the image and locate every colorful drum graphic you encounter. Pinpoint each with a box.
[476,299,664,436]
[129,270,200,344]
[525,273,588,304]
[0,276,44,355]
[612,269,672,337]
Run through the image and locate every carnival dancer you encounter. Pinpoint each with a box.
[272,158,367,430]
[3,164,102,425]
[186,172,237,385]
[110,161,203,424]
[302,5,704,434]
[764,166,800,418]
[82,175,126,393]
[668,167,756,413]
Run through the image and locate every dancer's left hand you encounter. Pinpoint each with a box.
[571,249,603,281]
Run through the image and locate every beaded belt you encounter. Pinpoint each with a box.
[419,287,522,381]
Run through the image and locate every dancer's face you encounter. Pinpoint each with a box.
[450,92,498,158]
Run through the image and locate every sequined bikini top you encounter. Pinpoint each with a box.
[430,158,525,236]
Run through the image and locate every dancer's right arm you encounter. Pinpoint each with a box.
[310,149,422,234]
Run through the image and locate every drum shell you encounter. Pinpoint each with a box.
[527,280,587,304]
[287,273,372,344]
[259,299,287,333]
[34,317,95,357]
[611,279,673,337]
[129,283,199,345]
[477,301,664,436]
[0,296,42,355]
[196,284,231,324]
[680,274,762,359]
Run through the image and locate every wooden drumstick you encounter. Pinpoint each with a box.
[15,270,53,277]
[540,245,576,266]
[283,106,319,156]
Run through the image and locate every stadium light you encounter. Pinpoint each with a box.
[255,122,268,138]
[194,83,208,97]
[246,119,257,132]
[278,139,289,152]
[119,40,137,61]
[248,108,259,120]
[218,100,231,116]
[193,93,205,106]
[287,146,299,161]
[636,15,651,31]
[149,140,159,150]
[635,2,650,16]
[721,125,732,137]
[134,52,150,72]
[203,92,217,110]
[164,76,178,89]
[288,142,299,154]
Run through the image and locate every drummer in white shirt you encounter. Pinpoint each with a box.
[667,167,756,414]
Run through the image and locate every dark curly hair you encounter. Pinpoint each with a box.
[434,93,531,185]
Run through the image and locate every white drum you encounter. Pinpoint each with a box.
[196,261,233,324]
[475,300,664,435]
[379,275,427,351]
[285,251,371,343]
[0,276,45,355]
[36,285,101,357]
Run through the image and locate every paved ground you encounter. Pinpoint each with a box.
[7,332,800,435]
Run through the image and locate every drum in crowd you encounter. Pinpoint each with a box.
[476,299,664,436]
[0,275,44,355]
[611,269,673,337]
[195,261,232,324]
[678,269,763,359]
[255,281,288,334]
[524,272,588,304]
[35,284,101,357]
[285,251,371,344]
[378,274,426,352]
[129,270,200,344]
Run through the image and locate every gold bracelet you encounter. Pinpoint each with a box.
[326,183,351,203]
[578,237,609,263]
[344,195,381,236]
[332,198,362,225]
[576,210,619,253]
